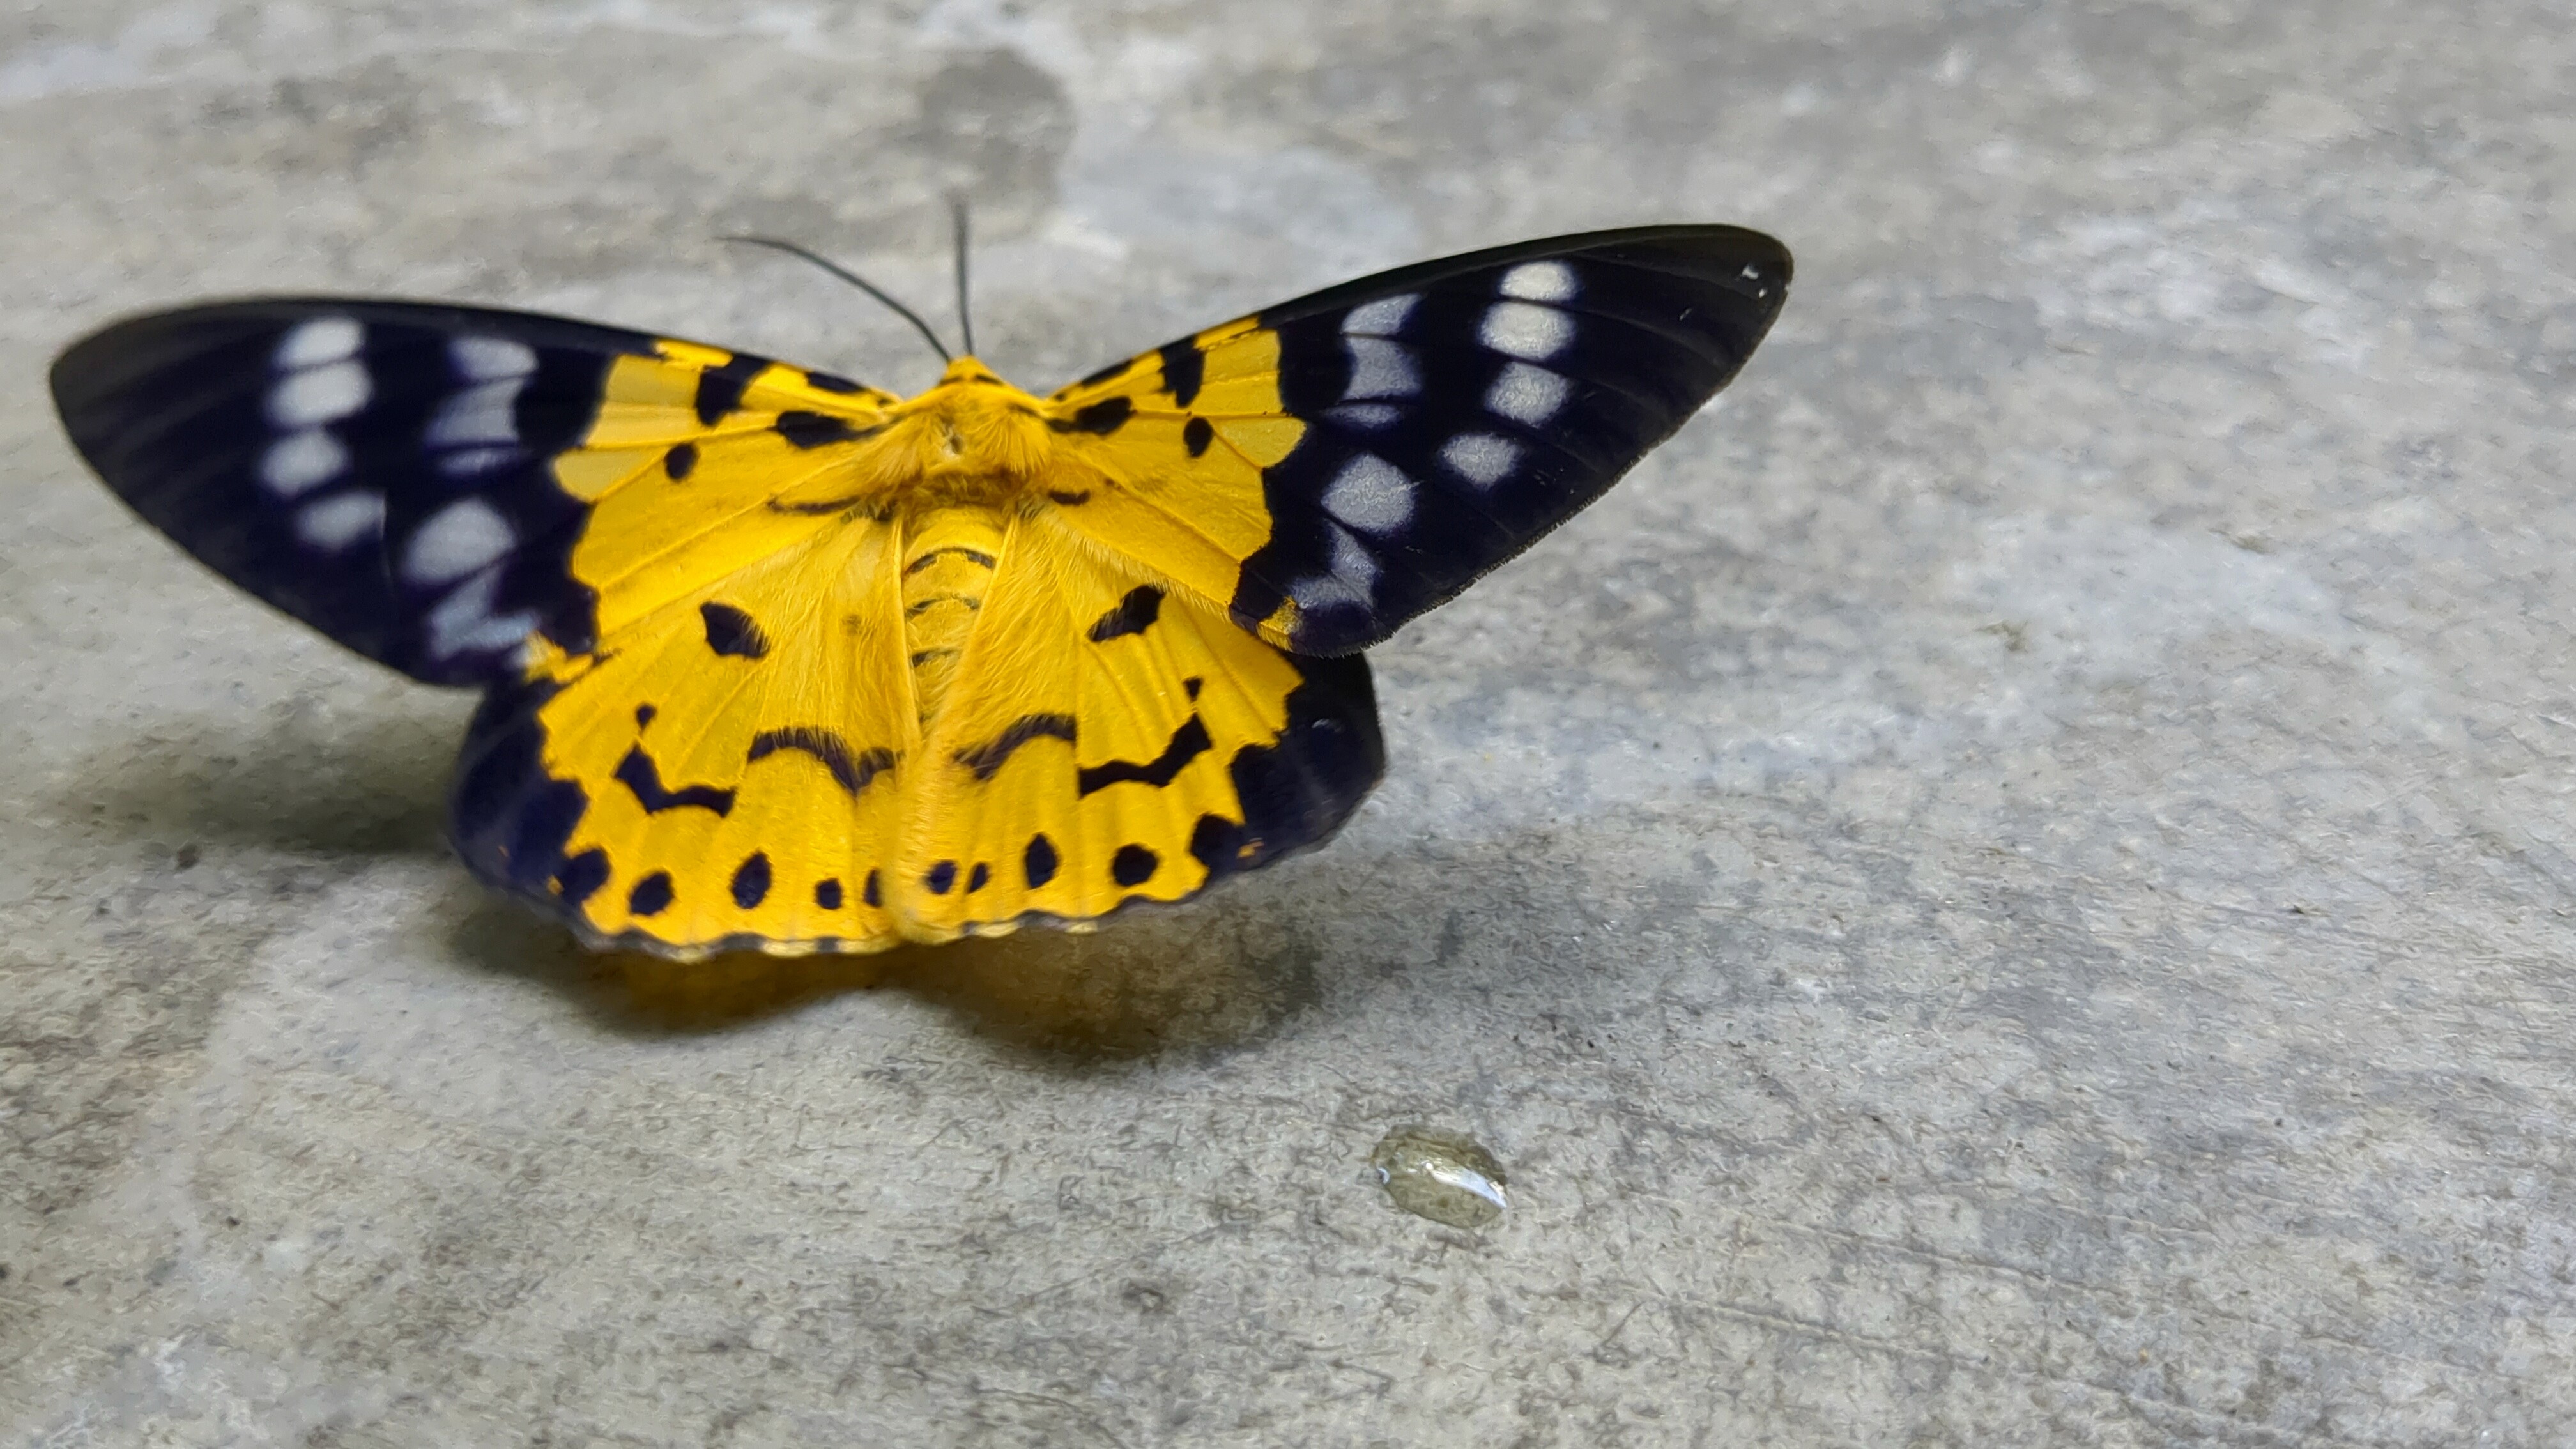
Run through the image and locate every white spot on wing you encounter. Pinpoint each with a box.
[268,360,371,428]
[451,335,537,381]
[1500,260,1579,303]
[1342,337,1418,400]
[426,379,526,447]
[1321,452,1414,533]
[456,611,538,656]
[1289,572,1368,614]
[275,317,362,371]
[424,566,537,659]
[1479,302,1574,361]
[1484,362,1569,426]
[1277,521,1381,611]
[259,429,346,498]
[1327,522,1379,590]
[1342,293,1419,337]
[1284,524,1381,615]
[295,491,384,551]
[1439,433,1521,488]
[1326,403,1403,432]
[436,446,522,479]
[404,498,516,585]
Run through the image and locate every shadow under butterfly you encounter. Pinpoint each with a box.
[52,220,1791,962]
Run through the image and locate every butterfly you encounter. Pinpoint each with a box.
[50,224,1791,960]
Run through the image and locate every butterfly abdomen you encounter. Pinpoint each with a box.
[899,506,1008,724]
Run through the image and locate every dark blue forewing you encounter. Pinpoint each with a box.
[50,300,660,686]
[1223,225,1791,655]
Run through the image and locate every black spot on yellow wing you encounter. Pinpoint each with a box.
[815,878,843,909]
[556,848,611,903]
[864,869,882,907]
[1183,415,1213,457]
[700,601,769,659]
[1085,585,1163,642]
[776,410,870,448]
[805,369,864,394]
[628,871,675,917]
[1188,813,1240,866]
[767,495,879,518]
[1024,833,1059,888]
[664,442,697,480]
[614,746,737,816]
[693,351,767,424]
[1053,397,1133,434]
[968,862,990,892]
[730,852,772,908]
[1183,676,1204,700]
[904,546,997,576]
[1047,489,1092,506]
[746,727,894,794]
[634,703,656,728]
[954,712,1078,780]
[1111,844,1159,886]
[1075,716,1211,796]
[1157,340,1205,407]
[926,860,958,894]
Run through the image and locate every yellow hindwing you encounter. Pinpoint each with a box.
[894,507,1317,940]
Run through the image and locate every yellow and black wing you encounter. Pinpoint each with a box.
[51,299,898,684]
[891,509,1382,942]
[450,514,917,956]
[1036,224,1793,656]
[52,300,916,954]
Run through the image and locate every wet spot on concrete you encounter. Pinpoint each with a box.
[1368,1126,1507,1229]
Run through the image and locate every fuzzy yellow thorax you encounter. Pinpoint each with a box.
[825,357,1065,507]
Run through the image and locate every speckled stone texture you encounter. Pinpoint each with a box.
[6,2,2575,1445]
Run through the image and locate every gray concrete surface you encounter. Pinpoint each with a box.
[5,1,2574,1444]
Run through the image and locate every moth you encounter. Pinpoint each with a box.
[51,224,1790,958]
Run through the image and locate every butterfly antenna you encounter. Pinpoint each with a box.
[950,196,976,358]
[717,235,953,364]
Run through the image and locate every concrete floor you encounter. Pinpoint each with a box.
[6,1,2574,1444]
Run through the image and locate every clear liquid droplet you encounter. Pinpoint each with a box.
[1369,1126,1507,1229]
